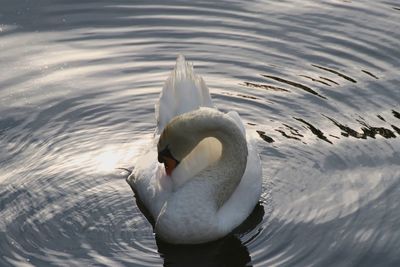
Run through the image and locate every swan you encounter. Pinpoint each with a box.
[127,55,262,244]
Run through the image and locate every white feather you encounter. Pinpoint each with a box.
[155,54,214,134]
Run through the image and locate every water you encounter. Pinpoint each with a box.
[1,0,399,266]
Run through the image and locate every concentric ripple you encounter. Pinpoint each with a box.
[1,0,399,266]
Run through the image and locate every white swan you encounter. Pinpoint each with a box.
[127,55,262,244]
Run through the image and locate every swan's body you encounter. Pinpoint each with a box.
[127,55,262,244]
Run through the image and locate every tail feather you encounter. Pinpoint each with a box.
[156,55,214,134]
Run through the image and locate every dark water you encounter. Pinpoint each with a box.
[1,0,400,266]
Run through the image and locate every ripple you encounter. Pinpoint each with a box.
[262,75,327,99]
[362,69,379,79]
[311,64,357,83]
[294,117,333,144]
[241,81,291,93]
[256,130,275,144]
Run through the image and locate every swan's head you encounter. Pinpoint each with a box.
[157,116,198,176]
[158,144,179,176]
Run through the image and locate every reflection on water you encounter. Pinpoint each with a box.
[157,236,251,267]
[1,0,400,266]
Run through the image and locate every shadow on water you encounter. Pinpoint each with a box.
[127,178,264,267]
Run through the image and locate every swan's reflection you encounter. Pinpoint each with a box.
[156,234,251,267]
[128,179,264,267]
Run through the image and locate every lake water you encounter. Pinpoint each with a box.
[1,0,400,266]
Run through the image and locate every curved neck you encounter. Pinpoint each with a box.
[170,108,248,208]
[206,124,248,208]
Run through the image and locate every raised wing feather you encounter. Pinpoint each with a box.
[155,55,214,134]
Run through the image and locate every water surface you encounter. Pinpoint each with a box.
[1,0,400,266]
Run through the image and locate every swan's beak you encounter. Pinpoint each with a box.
[158,147,180,176]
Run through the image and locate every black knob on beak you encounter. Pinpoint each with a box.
[158,146,180,165]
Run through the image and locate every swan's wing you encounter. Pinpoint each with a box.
[155,55,215,134]
[127,139,173,219]
[227,111,246,136]
[217,133,262,233]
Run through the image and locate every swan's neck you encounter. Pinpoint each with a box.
[204,125,247,207]
[171,108,248,208]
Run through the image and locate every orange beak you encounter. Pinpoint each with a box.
[158,146,179,176]
[162,156,178,176]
